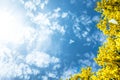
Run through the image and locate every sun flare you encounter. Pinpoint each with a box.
[0,10,22,44]
[0,6,28,44]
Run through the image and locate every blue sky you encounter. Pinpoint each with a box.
[0,0,106,80]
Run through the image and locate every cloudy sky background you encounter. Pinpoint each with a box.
[0,0,106,80]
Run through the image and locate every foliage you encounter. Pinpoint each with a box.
[67,0,120,80]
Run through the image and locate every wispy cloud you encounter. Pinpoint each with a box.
[33,13,51,26]
[69,39,75,44]
[71,11,106,47]
[26,51,59,68]
[48,72,56,78]
[61,68,77,79]
[0,0,62,79]
[83,0,95,8]
[92,15,100,22]
[71,11,92,40]
[78,52,99,71]
[0,46,60,79]
[21,0,49,10]
[42,76,48,80]
[61,12,68,18]
[24,1,36,11]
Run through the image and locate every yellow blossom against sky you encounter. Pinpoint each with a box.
[68,0,120,80]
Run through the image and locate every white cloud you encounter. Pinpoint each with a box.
[86,37,91,42]
[21,0,49,10]
[61,12,68,18]
[20,0,67,36]
[0,47,29,78]
[26,51,59,68]
[72,13,93,40]
[50,12,61,19]
[0,46,60,79]
[82,31,106,46]
[50,22,65,35]
[78,52,98,71]
[0,46,32,79]
[25,1,36,11]
[61,68,77,80]
[92,15,100,22]
[69,39,75,44]
[40,0,49,9]
[33,13,51,26]
[83,0,93,8]
[54,8,61,12]
[48,73,56,78]
[51,56,60,63]
[50,8,68,19]
[53,64,61,70]
[73,25,81,39]
[32,0,40,5]
[19,0,24,4]
[82,31,88,38]
[79,59,91,66]
[84,52,95,59]
[0,0,61,79]
[40,3,45,9]
[92,31,106,44]
[23,6,66,35]
[80,15,92,25]
[42,76,48,80]
[72,12,106,45]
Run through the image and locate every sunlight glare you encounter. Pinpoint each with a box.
[0,9,25,45]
